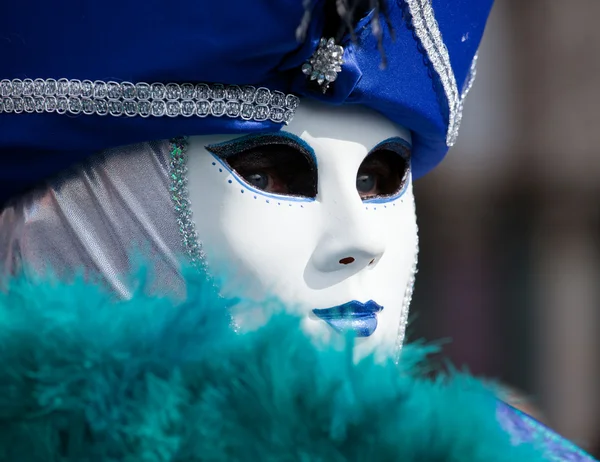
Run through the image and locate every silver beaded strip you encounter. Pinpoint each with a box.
[169,137,241,333]
[169,137,207,272]
[454,51,479,140]
[394,192,419,364]
[0,78,300,124]
[461,51,479,101]
[404,0,477,147]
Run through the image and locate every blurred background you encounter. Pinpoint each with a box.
[410,0,600,454]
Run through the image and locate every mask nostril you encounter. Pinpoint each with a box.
[339,257,355,265]
[369,258,375,266]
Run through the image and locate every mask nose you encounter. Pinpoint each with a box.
[306,137,386,278]
[311,235,385,274]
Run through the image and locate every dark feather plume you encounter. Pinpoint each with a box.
[296,0,393,68]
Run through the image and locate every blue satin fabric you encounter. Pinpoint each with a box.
[0,0,493,205]
[497,402,598,461]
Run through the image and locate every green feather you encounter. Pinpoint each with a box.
[0,267,546,461]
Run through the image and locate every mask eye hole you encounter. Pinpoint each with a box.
[358,140,411,201]
[207,135,318,199]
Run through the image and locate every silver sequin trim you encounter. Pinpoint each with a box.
[454,51,479,141]
[462,51,479,100]
[0,78,300,124]
[394,192,419,363]
[404,0,478,147]
[169,137,207,271]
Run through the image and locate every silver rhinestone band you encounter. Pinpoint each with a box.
[394,190,419,364]
[0,78,300,124]
[169,137,207,271]
[454,51,479,143]
[404,0,479,147]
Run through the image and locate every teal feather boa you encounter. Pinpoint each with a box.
[0,269,547,461]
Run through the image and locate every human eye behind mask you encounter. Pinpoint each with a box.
[357,138,411,201]
[206,134,318,199]
[206,133,411,202]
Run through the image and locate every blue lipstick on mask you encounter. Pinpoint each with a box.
[312,300,383,337]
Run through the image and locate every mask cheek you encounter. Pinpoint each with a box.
[208,198,319,305]
[352,190,417,357]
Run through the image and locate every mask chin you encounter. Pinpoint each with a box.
[186,100,418,359]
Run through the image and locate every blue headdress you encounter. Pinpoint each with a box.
[0,0,493,205]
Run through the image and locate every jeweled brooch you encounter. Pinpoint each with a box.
[302,37,344,94]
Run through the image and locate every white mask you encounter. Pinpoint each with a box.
[187,100,418,359]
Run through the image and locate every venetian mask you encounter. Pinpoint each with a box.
[187,101,418,358]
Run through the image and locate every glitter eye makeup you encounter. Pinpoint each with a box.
[206,134,318,198]
[358,137,411,202]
